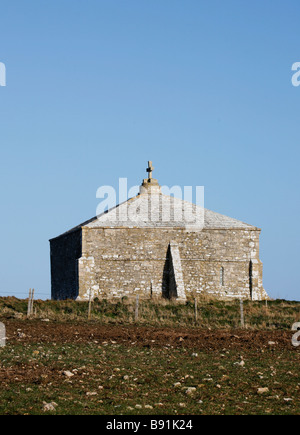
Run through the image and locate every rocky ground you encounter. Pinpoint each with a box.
[0,320,299,415]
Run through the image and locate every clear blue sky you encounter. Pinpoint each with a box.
[0,0,299,301]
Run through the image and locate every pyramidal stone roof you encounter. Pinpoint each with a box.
[85,193,257,230]
[52,161,259,240]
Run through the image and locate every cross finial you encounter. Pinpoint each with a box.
[146,161,154,180]
[140,160,160,193]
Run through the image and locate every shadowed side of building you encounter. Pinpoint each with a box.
[50,229,82,300]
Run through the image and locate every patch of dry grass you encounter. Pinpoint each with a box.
[0,297,299,330]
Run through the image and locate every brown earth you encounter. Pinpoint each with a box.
[0,321,299,415]
[4,320,296,351]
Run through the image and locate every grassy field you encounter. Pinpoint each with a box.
[0,323,299,415]
[0,298,299,415]
[0,296,299,330]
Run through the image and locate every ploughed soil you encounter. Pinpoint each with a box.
[0,320,299,415]
[4,320,295,351]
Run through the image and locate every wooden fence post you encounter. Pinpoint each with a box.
[240,299,245,328]
[88,290,92,320]
[31,289,35,317]
[27,289,32,318]
[194,298,198,323]
[135,295,139,322]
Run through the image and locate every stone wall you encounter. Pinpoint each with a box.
[75,226,267,301]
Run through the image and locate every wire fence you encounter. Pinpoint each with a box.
[0,292,299,330]
[0,292,50,298]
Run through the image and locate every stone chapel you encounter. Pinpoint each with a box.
[50,162,268,302]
